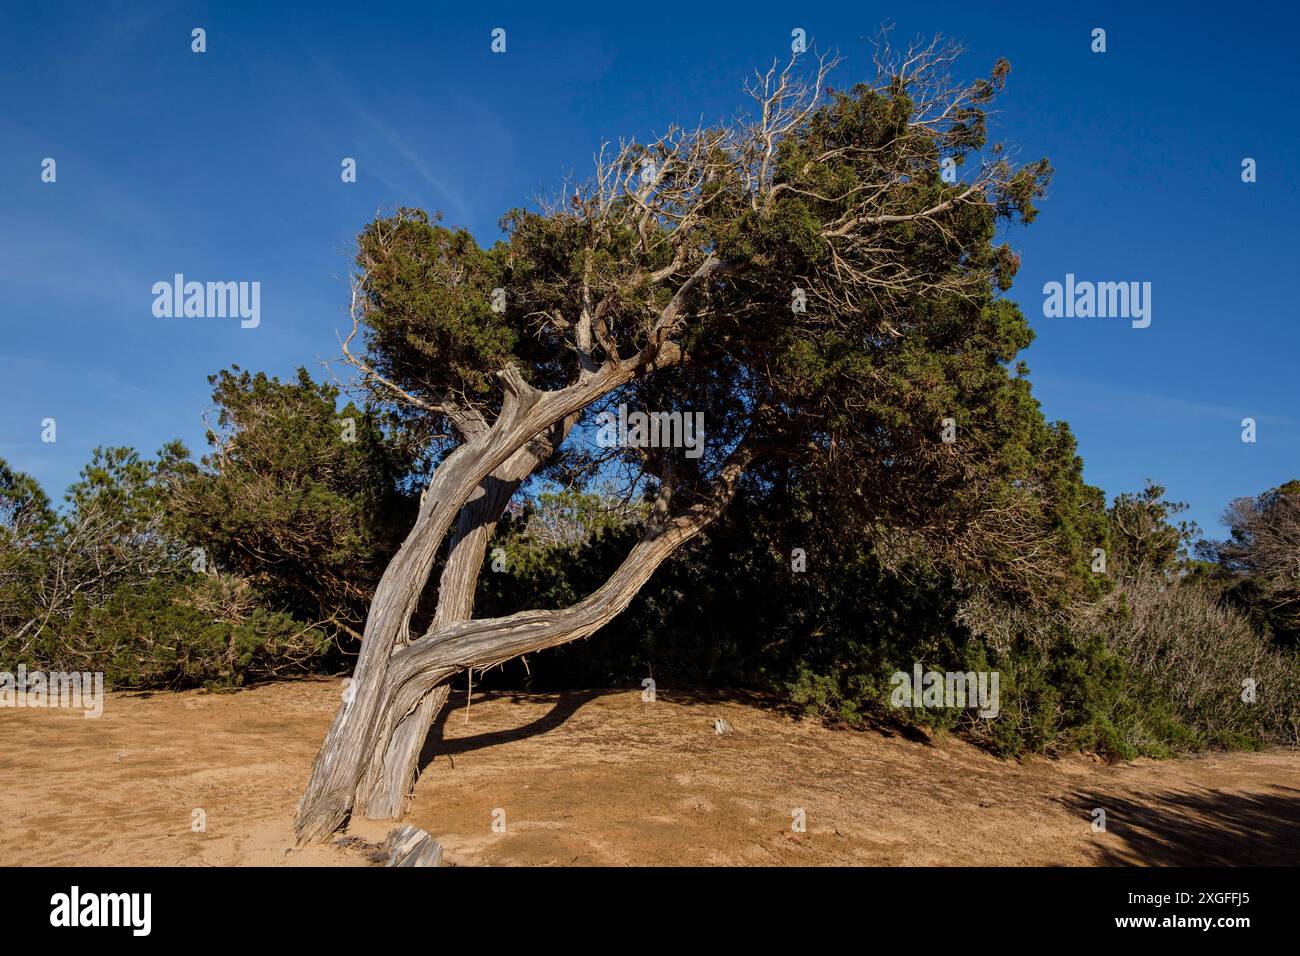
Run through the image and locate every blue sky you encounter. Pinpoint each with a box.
[2,0,1296,537]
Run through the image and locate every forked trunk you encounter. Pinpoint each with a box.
[294,356,749,844]
[295,366,609,842]
[356,455,541,820]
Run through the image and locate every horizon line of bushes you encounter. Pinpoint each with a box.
[2,366,1298,760]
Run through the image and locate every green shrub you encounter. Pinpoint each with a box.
[64,574,328,690]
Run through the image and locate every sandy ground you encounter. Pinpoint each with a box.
[1,677,1296,866]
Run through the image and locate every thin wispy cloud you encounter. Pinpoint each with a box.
[1036,372,1300,430]
[311,57,475,224]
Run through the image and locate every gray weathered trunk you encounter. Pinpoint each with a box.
[357,427,568,820]
[296,362,634,842]
[294,352,746,844]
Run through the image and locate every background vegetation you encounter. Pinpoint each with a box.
[3,390,1297,758]
[2,47,1296,760]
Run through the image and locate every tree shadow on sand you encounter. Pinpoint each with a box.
[416,689,615,772]
[1057,784,1300,865]
[414,686,788,772]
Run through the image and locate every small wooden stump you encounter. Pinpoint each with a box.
[383,825,444,867]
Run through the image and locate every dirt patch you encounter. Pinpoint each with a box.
[1,678,1296,866]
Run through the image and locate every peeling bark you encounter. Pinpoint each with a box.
[295,355,685,843]
[357,421,573,820]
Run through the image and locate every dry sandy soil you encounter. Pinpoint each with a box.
[1,677,1296,866]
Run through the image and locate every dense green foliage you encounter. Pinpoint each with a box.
[0,369,404,688]
[466,483,1300,758]
[170,366,418,640]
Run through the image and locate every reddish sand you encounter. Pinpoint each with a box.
[1,677,1296,866]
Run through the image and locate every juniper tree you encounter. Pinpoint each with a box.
[171,366,417,641]
[295,38,1093,841]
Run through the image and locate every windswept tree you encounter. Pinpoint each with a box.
[295,38,1085,841]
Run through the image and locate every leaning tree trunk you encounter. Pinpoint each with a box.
[357,422,570,820]
[296,361,635,842]
[294,352,750,844]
